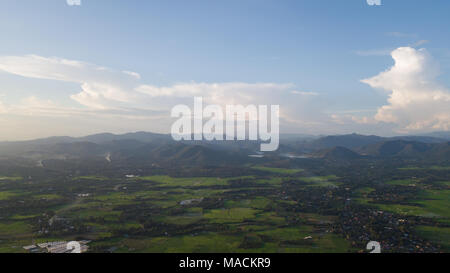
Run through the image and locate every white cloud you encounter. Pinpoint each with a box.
[366,0,381,6]
[331,114,377,125]
[0,55,141,110]
[0,55,300,112]
[122,70,141,79]
[137,82,294,106]
[291,90,319,96]
[0,54,328,138]
[3,51,447,139]
[66,0,81,6]
[361,47,450,132]
[3,54,393,139]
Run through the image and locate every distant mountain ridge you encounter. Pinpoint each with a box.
[313,146,362,160]
[359,139,450,159]
[305,134,384,150]
[360,140,431,157]
[0,131,448,165]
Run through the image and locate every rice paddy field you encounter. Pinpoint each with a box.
[0,164,448,253]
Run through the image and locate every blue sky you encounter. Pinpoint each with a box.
[0,0,449,140]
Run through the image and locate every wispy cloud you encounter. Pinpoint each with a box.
[291,90,319,96]
[0,55,308,123]
[386,32,418,38]
[411,40,429,47]
[356,49,393,56]
[366,0,382,6]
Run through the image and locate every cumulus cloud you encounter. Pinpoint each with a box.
[0,55,299,112]
[137,82,294,106]
[0,54,331,137]
[361,47,450,132]
[3,51,447,139]
[0,55,142,110]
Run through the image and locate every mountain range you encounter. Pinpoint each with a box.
[0,132,449,166]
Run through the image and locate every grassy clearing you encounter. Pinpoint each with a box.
[386,179,421,186]
[138,176,231,187]
[398,166,450,171]
[254,212,286,225]
[353,187,375,205]
[416,226,450,251]
[355,185,449,222]
[107,226,352,253]
[0,191,19,200]
[73,176,108,181]
[355,187,375,195]
[34,194,63,200]
[299,176,339,187]
[298,213,336,224]
[224,197,272,209]
[160,213,204,225]
[375,204,433,217]
[10,214,41,220]
[430,166,450,171]
[257,226,313,241]
[92,192,136,205]
[204,208,259,223]
[66,209,121,221]
[117,234,243,253]
[371,189,449,220]
[253,177,284,185]
[0,221,32,236]
[254,227,351,253]
[0,176,22,181]
[415,190,450,218]
[251,166,304,175]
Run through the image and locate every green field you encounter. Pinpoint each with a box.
[0,191,18,200]
[357,185,449,221]
[398,166,450,171]
[1,162,448,253]
[138,175,244,187]
[252,166,304,175]
[299,176,340,187]
[386,179,421,186]
[416,226,450,251]
[0,176,22,181]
